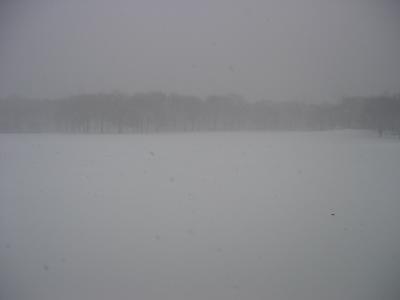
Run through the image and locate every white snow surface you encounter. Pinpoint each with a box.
[1,130,400,300]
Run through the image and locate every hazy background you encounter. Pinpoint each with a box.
[1,0,399,102]
[1,2,400,299]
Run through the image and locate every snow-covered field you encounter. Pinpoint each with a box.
[1,130,400,300]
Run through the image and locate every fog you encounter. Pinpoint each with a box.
[1,1,400,300]
[0,0,400,101]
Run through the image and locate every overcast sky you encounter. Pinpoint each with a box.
[0,0,399,102]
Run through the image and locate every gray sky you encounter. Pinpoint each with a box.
[0,0,399,102]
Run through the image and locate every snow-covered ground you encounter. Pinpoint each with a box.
[1,130,400,300]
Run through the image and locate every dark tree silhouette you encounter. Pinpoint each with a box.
[0,92,399,135]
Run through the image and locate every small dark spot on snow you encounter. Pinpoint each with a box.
[232,284,240,290]
[155,235,161,241]
[297,169,302,174]
[330,213,335,216]
[43,264,49,271]
[5,244,11,249]
[169,177,175,183]
[217,248,223,253]
[149,151,155,156]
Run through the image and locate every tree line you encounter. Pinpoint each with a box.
[0,92,399,135]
